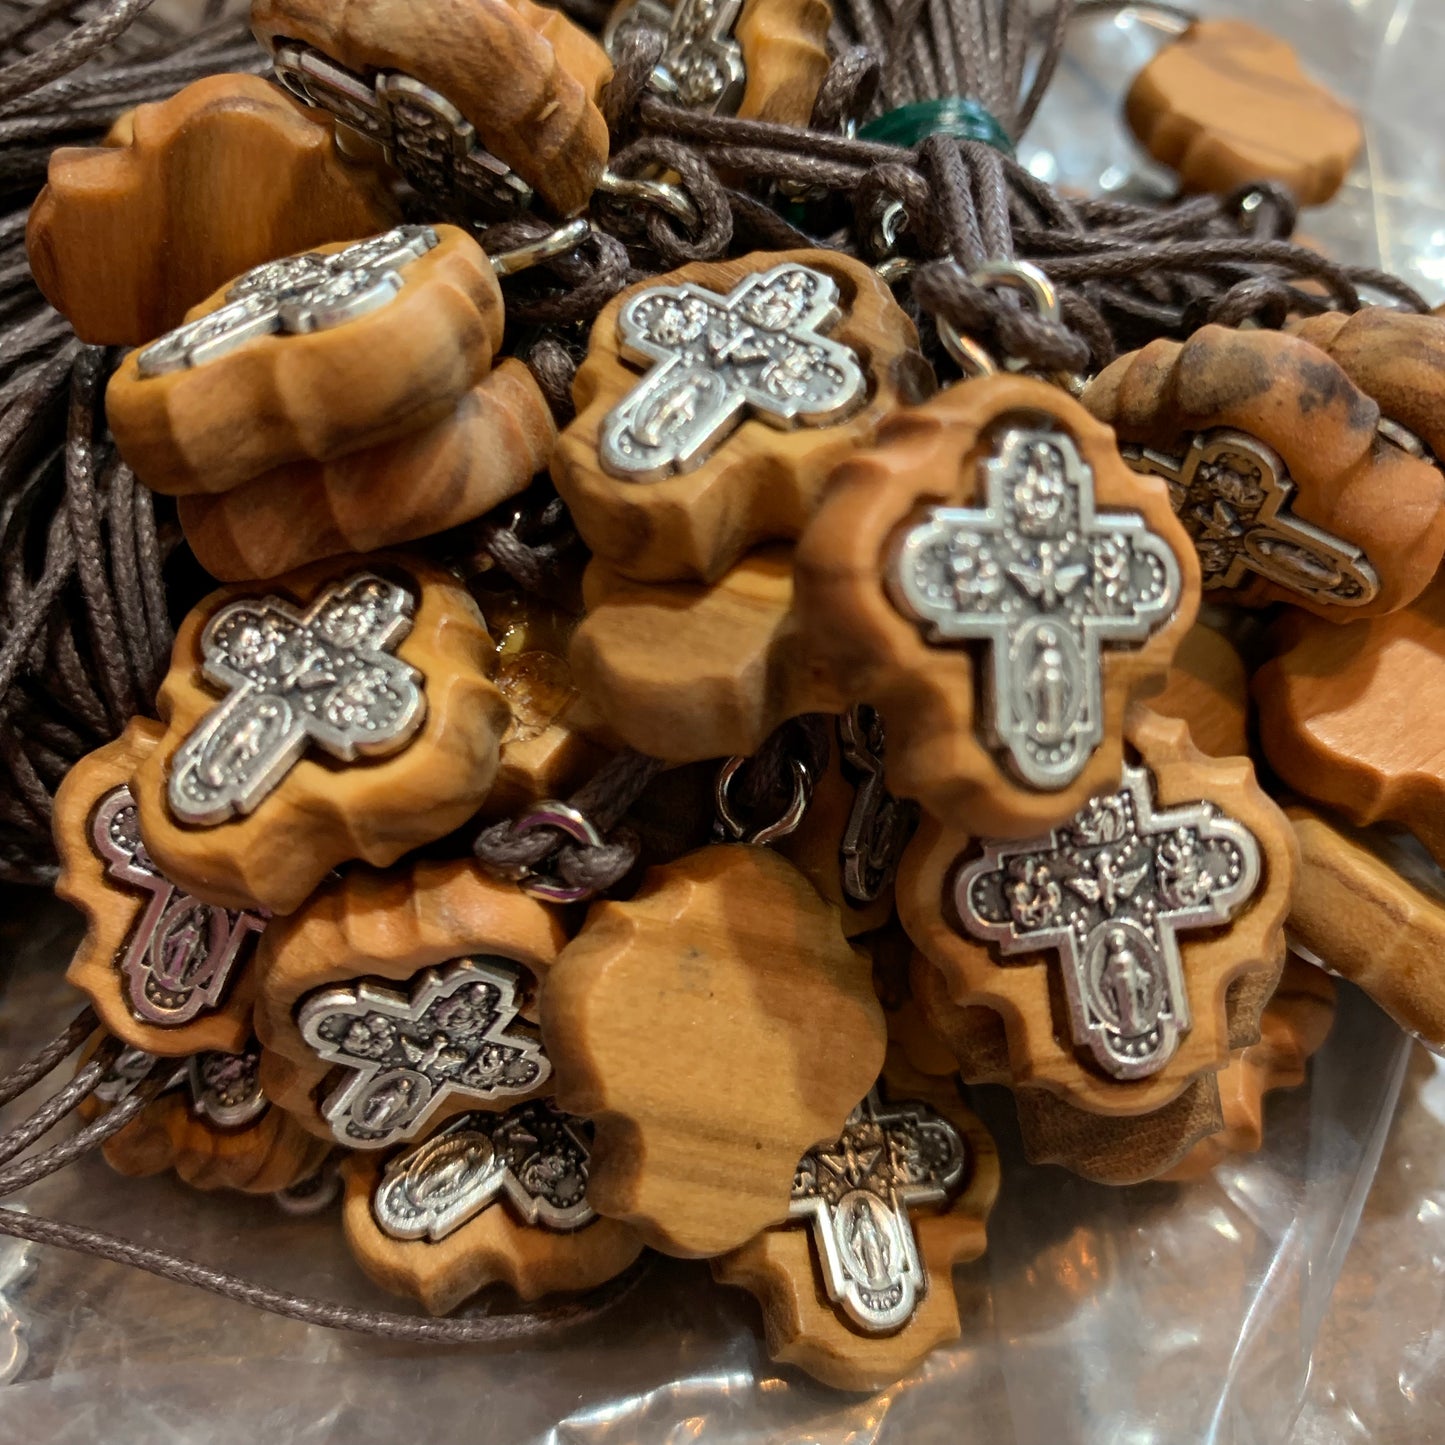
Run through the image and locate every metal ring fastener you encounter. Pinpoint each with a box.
[489,219,593,277]
[969,259,1062,324]
[596,169,702,231]
[714,757,813,846]
[509,802,606,904]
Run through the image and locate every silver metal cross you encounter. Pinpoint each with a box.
[953,762,1261,1079]
[136,225,438,378]
[296,958,551,1150]
[91,783,267,1026]
[1124,427,1380,606]
[167,571,424,827]
[605,0,746,114]
[790,1088,967,1334]
[94,1042,268,1128]
[600,261,867,481]
[373,1099,594,1242]
[889,423,1183,790]
[272,42,533,218]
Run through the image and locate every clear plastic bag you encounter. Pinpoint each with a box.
[4,0,1444,1439]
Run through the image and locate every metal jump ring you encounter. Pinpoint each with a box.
[714,758,813,846]
[509,801,606,904]
[489,219,592,277]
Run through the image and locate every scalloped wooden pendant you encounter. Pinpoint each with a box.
[1082,324,1445,620]
[341,1099,644,1314]
[540,845,886,1257]
[1161,955,1334,1181]
[25,73,399,346]
[792,373,1199,839]
[568,545,842,763]
[133,553,507,915]
[552,248,930,584]
[1255,576,1445,865]
[712,1053,998,1392]
[54,718,261,1057]
[1288,805,1445,1050]
[107,224,504,497]
[83,1041,330,1193]
[179,358,556,581]
[1147,623,1248,759]
[252,0,612,216]
[255,856,566,1147]
[897,704,1295,1120]
[1125,19,1361,205]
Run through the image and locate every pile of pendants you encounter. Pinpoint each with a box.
[19,0,1445,1391]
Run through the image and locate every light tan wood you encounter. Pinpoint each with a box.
[99,1087,331,1193]
[540,845,886,1257]
[1124,18,1362,205]
[909,952,1228,1184]
[897,705,1295,1117]
[553,249,930,584]
[1083,324,1445,620]
[135,553,508,915]
[251,0,612,217]
[1148,623,1249,758]
[735,0,832,126]
[473,588,613,819]
[569,545,843,764]
[107,224,504,497]
[255,856,565,1141]
[1288,308,1445,461]
[341,1136,644,1314]
[793,373,1200,838]
[1162,955,1335,1181]
[53,718,259,1057]
[1255,576,1445,864]
[178,359,555,581]
[25,73,399,346]
[711,1052,999,1392]
[1287,805,1445,1049]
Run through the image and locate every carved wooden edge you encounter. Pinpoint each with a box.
[1287,804,1445,1048]
[568,545,843,763]
[1288,308,1445,460]
[897,705,1295,1116]
[340,1148,644,1314]
[251,0,612,216]
[735,0,832,126]
[134,552,508,915]
[1147,622,1249,759]
[179,358,555,581]
[1082,324,1445,619]
[54,717,257,1056]
[1123,19,1361,205]
[1161,954,1335,1181]
[254,855,567,1142]
[540,845,887,1258]
[711,1051,999,1392]
[25,73,399,346]
[553,247,930,584]
[793,373,1201,838]
[106,224,504,496]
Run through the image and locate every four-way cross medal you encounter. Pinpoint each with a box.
[889,423,1183,790]
[605,0,746,115]
[167,571,424,827]
[91,784,266,1026]
[952,762,1262,1079]
[599,261,867,481]
[373,1099,594,1242]
[1124,428,1380,606]
[136,226,438,378]
[296,958,550,1149]
[789,1088,968,1334]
